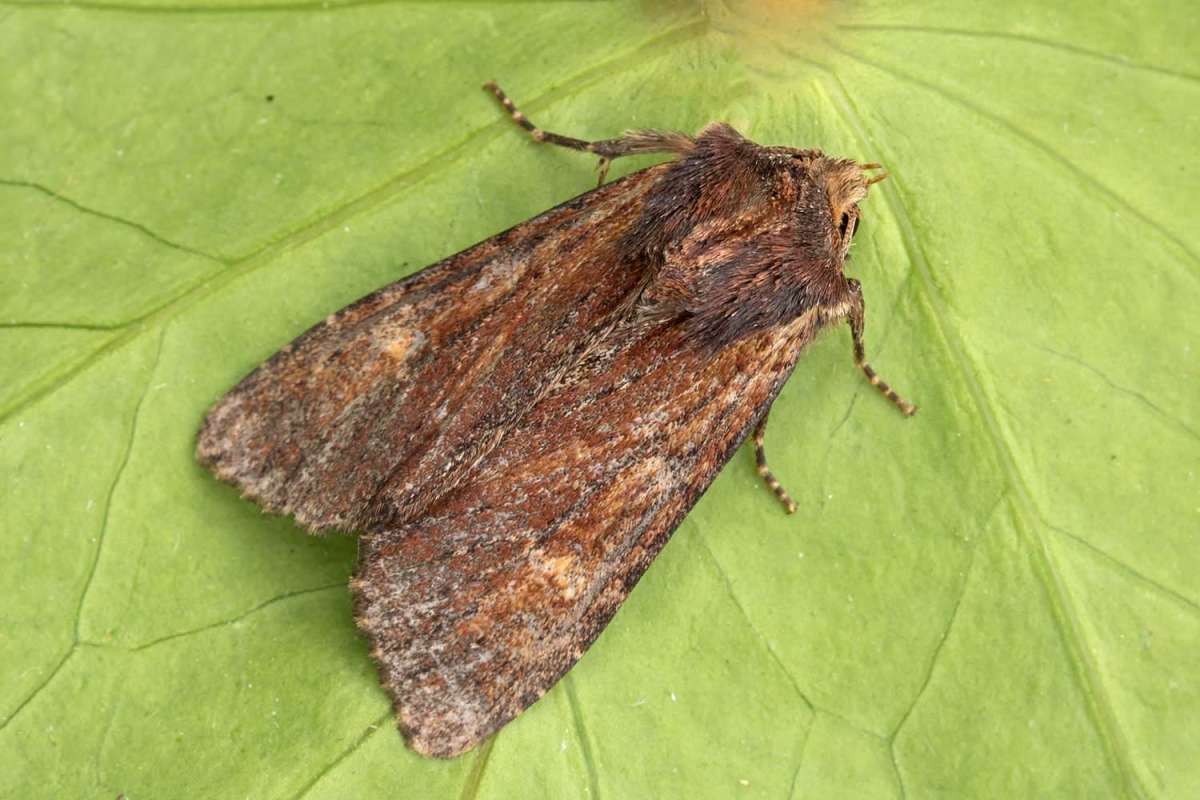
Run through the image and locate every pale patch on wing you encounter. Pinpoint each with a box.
[354,308,830,757]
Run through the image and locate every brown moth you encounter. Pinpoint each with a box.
[196,82,915,758]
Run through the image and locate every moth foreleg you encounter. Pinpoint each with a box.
[483,81,695,184]
[846,279,918,416]
[753,412,798,514]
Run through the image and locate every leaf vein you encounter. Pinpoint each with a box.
[0,647,76,730]
[73,327,166,641]
[1046,522,1200,616]
[129,582,346,652]
[888,508,985,740]
[0,321,129,331]
[889,742,909,800]
[0,178,226,264]
[695,535,815,711]
[785,714,817,800]
[0,331,167,729]
[827,41,1200,272]
[0,17,708,427]
[457,736,497,800]
[288,710,391,800]
[1030,342,1200,444]
[2,0,591,15]
[818,69,1150,800]
[564,673,602,800]
[836,23,1200,84]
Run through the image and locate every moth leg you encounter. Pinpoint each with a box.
[753,413,798,514]
[483,81,695,183]
[846,279,918,416]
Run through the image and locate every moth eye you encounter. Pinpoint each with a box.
[838,211,853,239]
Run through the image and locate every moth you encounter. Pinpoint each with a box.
[196,82,915,758]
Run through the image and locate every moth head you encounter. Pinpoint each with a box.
[823,160,886,261]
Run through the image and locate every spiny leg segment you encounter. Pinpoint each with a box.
[846,278,917,416]
[753,413,798,514]
[483,81,694,184]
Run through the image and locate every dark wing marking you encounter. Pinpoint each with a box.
[354,307,834,757]
[197,166,670,532]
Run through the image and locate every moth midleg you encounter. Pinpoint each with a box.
[846,280,918,416]
[483,81,695,182]
[753,413,798,514]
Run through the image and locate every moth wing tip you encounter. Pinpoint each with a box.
[398,706,486,760]
[406,733,475,760]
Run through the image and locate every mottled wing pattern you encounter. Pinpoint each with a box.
[197,168,668,532]
[199,116,880,759]
[354,307,830,757]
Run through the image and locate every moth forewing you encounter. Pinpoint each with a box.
[196,83,915,758]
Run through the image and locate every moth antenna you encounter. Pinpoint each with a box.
[482,80,696,179]
[859,162,888,185]
[483,80,591,151]
[753,414,798,514]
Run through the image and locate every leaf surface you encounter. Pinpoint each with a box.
[2,2,1197,797]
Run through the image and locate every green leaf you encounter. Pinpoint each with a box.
[3,2,1197,797]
